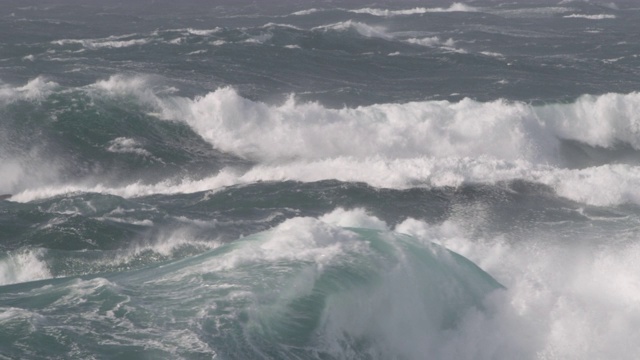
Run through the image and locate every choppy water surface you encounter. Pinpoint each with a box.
[2,0,640,359]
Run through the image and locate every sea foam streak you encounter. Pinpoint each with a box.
[312,21,460,49]
[312,20,392,40]
[12,158,640,207]
[563,14,616,19]
[349,3,479,17]
[52,36,151,50]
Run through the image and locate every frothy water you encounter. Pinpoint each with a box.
[2,0,640,359]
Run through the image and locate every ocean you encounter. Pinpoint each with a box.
[1,0,640,358]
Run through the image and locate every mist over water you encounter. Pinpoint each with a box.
[2,0,640,359]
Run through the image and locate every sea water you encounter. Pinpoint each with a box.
[2,0,640,359]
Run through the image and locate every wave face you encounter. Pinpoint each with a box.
[0,213,503,359]
[2,0,640,359]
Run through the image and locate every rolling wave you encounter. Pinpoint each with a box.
[3,76,640,206]
[0,209,502,359]
[3,208,640,359]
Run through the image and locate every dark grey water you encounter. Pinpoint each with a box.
[2,1,640,359]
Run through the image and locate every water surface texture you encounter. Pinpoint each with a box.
[2,0,640,359]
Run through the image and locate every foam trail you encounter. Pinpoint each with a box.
[349,3,479,17]
[563,14,616,19]
[312,20,392,40]
[52,35,151,50]
[290,8,321,16]
[406,36,456,47]
[10,156,640,207]
[184,28,221,36]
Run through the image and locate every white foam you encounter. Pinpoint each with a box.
[313,21,392,40]
[243,33,273,44]
[394,216,640,359]
[99,216,154,226]
[176,216,367,276]
[128,228,220,257]
[0,249,51,286]
[258,209,640,359]
[91,75,160,107]
[563,14,616,19]
[12,157,640,207]
[406,36,456,47]
[159,88,550,163]
[0,307,46,324]
[52,35,150,50]
[10,76,640,207]
[349,3,479,17]
[51,277,116,306]
[290,8,321,16]
[481,51,505,58]
[319,207,387,230]
[186,49,207,55]
[0,77,58,104]
[313,20,462,49]
[106,137,153,157]
[184,28,221,36]
[261,23,303,31]
[160,88,640,166]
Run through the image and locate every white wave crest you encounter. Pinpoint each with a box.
[243,33,273,44]
[290,8,321,16]
[0,77,58,103]
[52,35,150,50]
[162,88,548,162]
[349,3,479,17]
[395,216,640,359]
[184,28,221,36]
[313,21,392,40]
[11,157,640,207]
[261,23,303,30]
[563,14,616,20]
[106,137,152,157]
[11,76,640,207]
[406,36,456,47]
[162,88,640,164]
[0,249,51,286]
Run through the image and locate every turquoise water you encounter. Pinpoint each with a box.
[2,1,640,359]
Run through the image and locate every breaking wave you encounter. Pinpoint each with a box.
[349,3,479,17]
[5,76,640,206]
